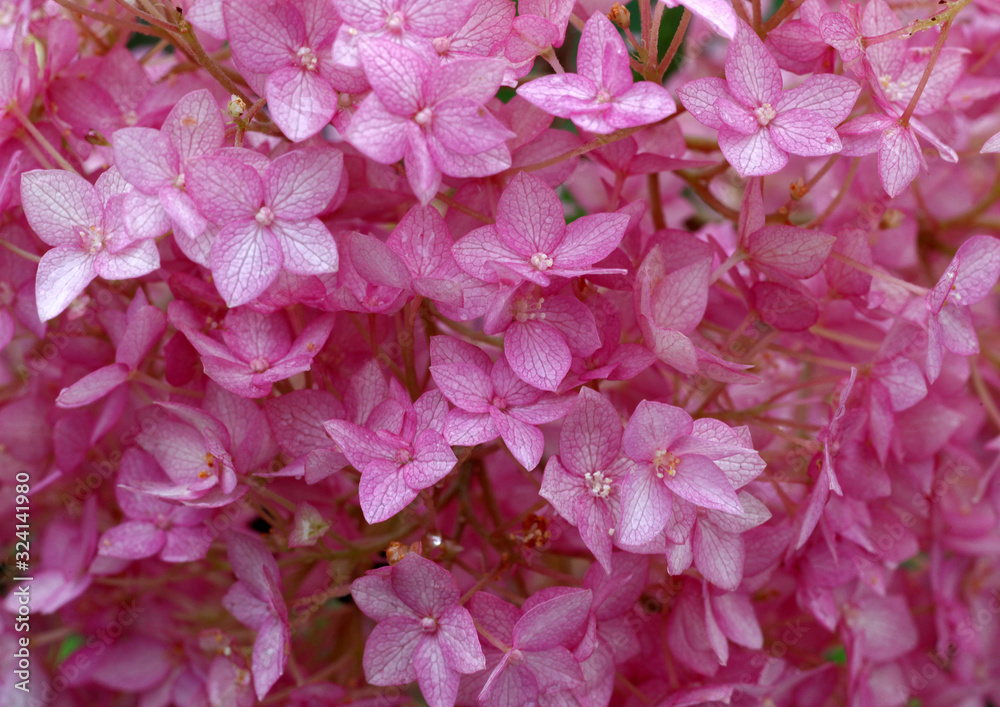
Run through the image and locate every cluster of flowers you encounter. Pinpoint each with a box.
[1,0,1000,704]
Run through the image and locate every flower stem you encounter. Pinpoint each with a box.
[10,103,81,176]
[899,21,951,127]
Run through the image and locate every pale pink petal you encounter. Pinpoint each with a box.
[161,526,213,562]
[623,400,693,463]
[775,73,860,124]
[162,88,225,160]
[359,39,430,115]
[559,387,622,476]
[718,126,788,176]
[693,521,744,591]
[97,520,165,559]
[92,239,160,280]
[517,73,598,118]
[210,221,283,307]
[878,124,921,198]
[266,67,338,142]
[725,21,782,107]
[21,170,103,247]
[271,219,339,275]
[35,247,96,322]
[504,320,572,391]
[496,171,566,256]
[490,408,545,469]
[414,639,460,707]
[438,605,486,673]
[56,363,130,408]
[676,77,730,130]
[364,615,423,685]
[663,455,743,515]
[112,127,179,191]
[747,224,835,278]
[187,156,263,224]
[430,363,493,412]
[345,95,410,164]
[252,615,289,700]
[266,148,343,220]
[618,463,672,545]
[392,553,460,616]
[769,109,841,156]
[360,458,419,523]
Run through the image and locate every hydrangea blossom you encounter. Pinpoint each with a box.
[8,1,1000,705]
[677,21,859,176]
[517,12,676,134]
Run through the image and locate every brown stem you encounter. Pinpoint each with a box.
[648,172,666,229]
[763,0,806,32]
[10,104,81,176]
[676,169,740,220]
[899,21,950,126]
[50,0,165,38]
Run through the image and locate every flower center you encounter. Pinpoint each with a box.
[529,253,553,271]
[584,470,612,498]
[122,110,139,126]
[394,447,413,465]
[754,103,776,127]
[250,357,270,373]
[596,88,614,104]
[297,46,318,71]
[512,296,545,323]
[491,395,507,410]
[414,107,433,126]
[77,224,105,255]
[385,12,404,32]
[420,616,437,633]
[198,453,216,480]
[508,648,525,666]
[433,36,450,54]
[255,206,275,226]
[174,172,186,189]
[652,449,679,478]
[879,74,907,103]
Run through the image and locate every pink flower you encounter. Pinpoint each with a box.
[665,577,763,673]
[324,390,457,523]
[352,553,485,707]
[925,235,1000,382]
[169,301,335,398]
[677,21,859,176]
[346,40,514,204]
[129,402,242,507]
[221,532,291,700]
[466,587,593,707]
[20,169,161,321]
[332,0,478,67]
[429,336,575,469]
[223,0,343,141]
[186,147,344,306]
[540,387,631,571]
[111,89,224,244]
[97,449,212,562]
[452,171,629,287]
[517,13,676,134]
[618,401,756,545]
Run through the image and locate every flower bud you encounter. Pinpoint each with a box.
[608,3,630,29]
[227,94,246,119]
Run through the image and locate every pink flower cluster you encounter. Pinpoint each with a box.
[2,0,1000,705]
